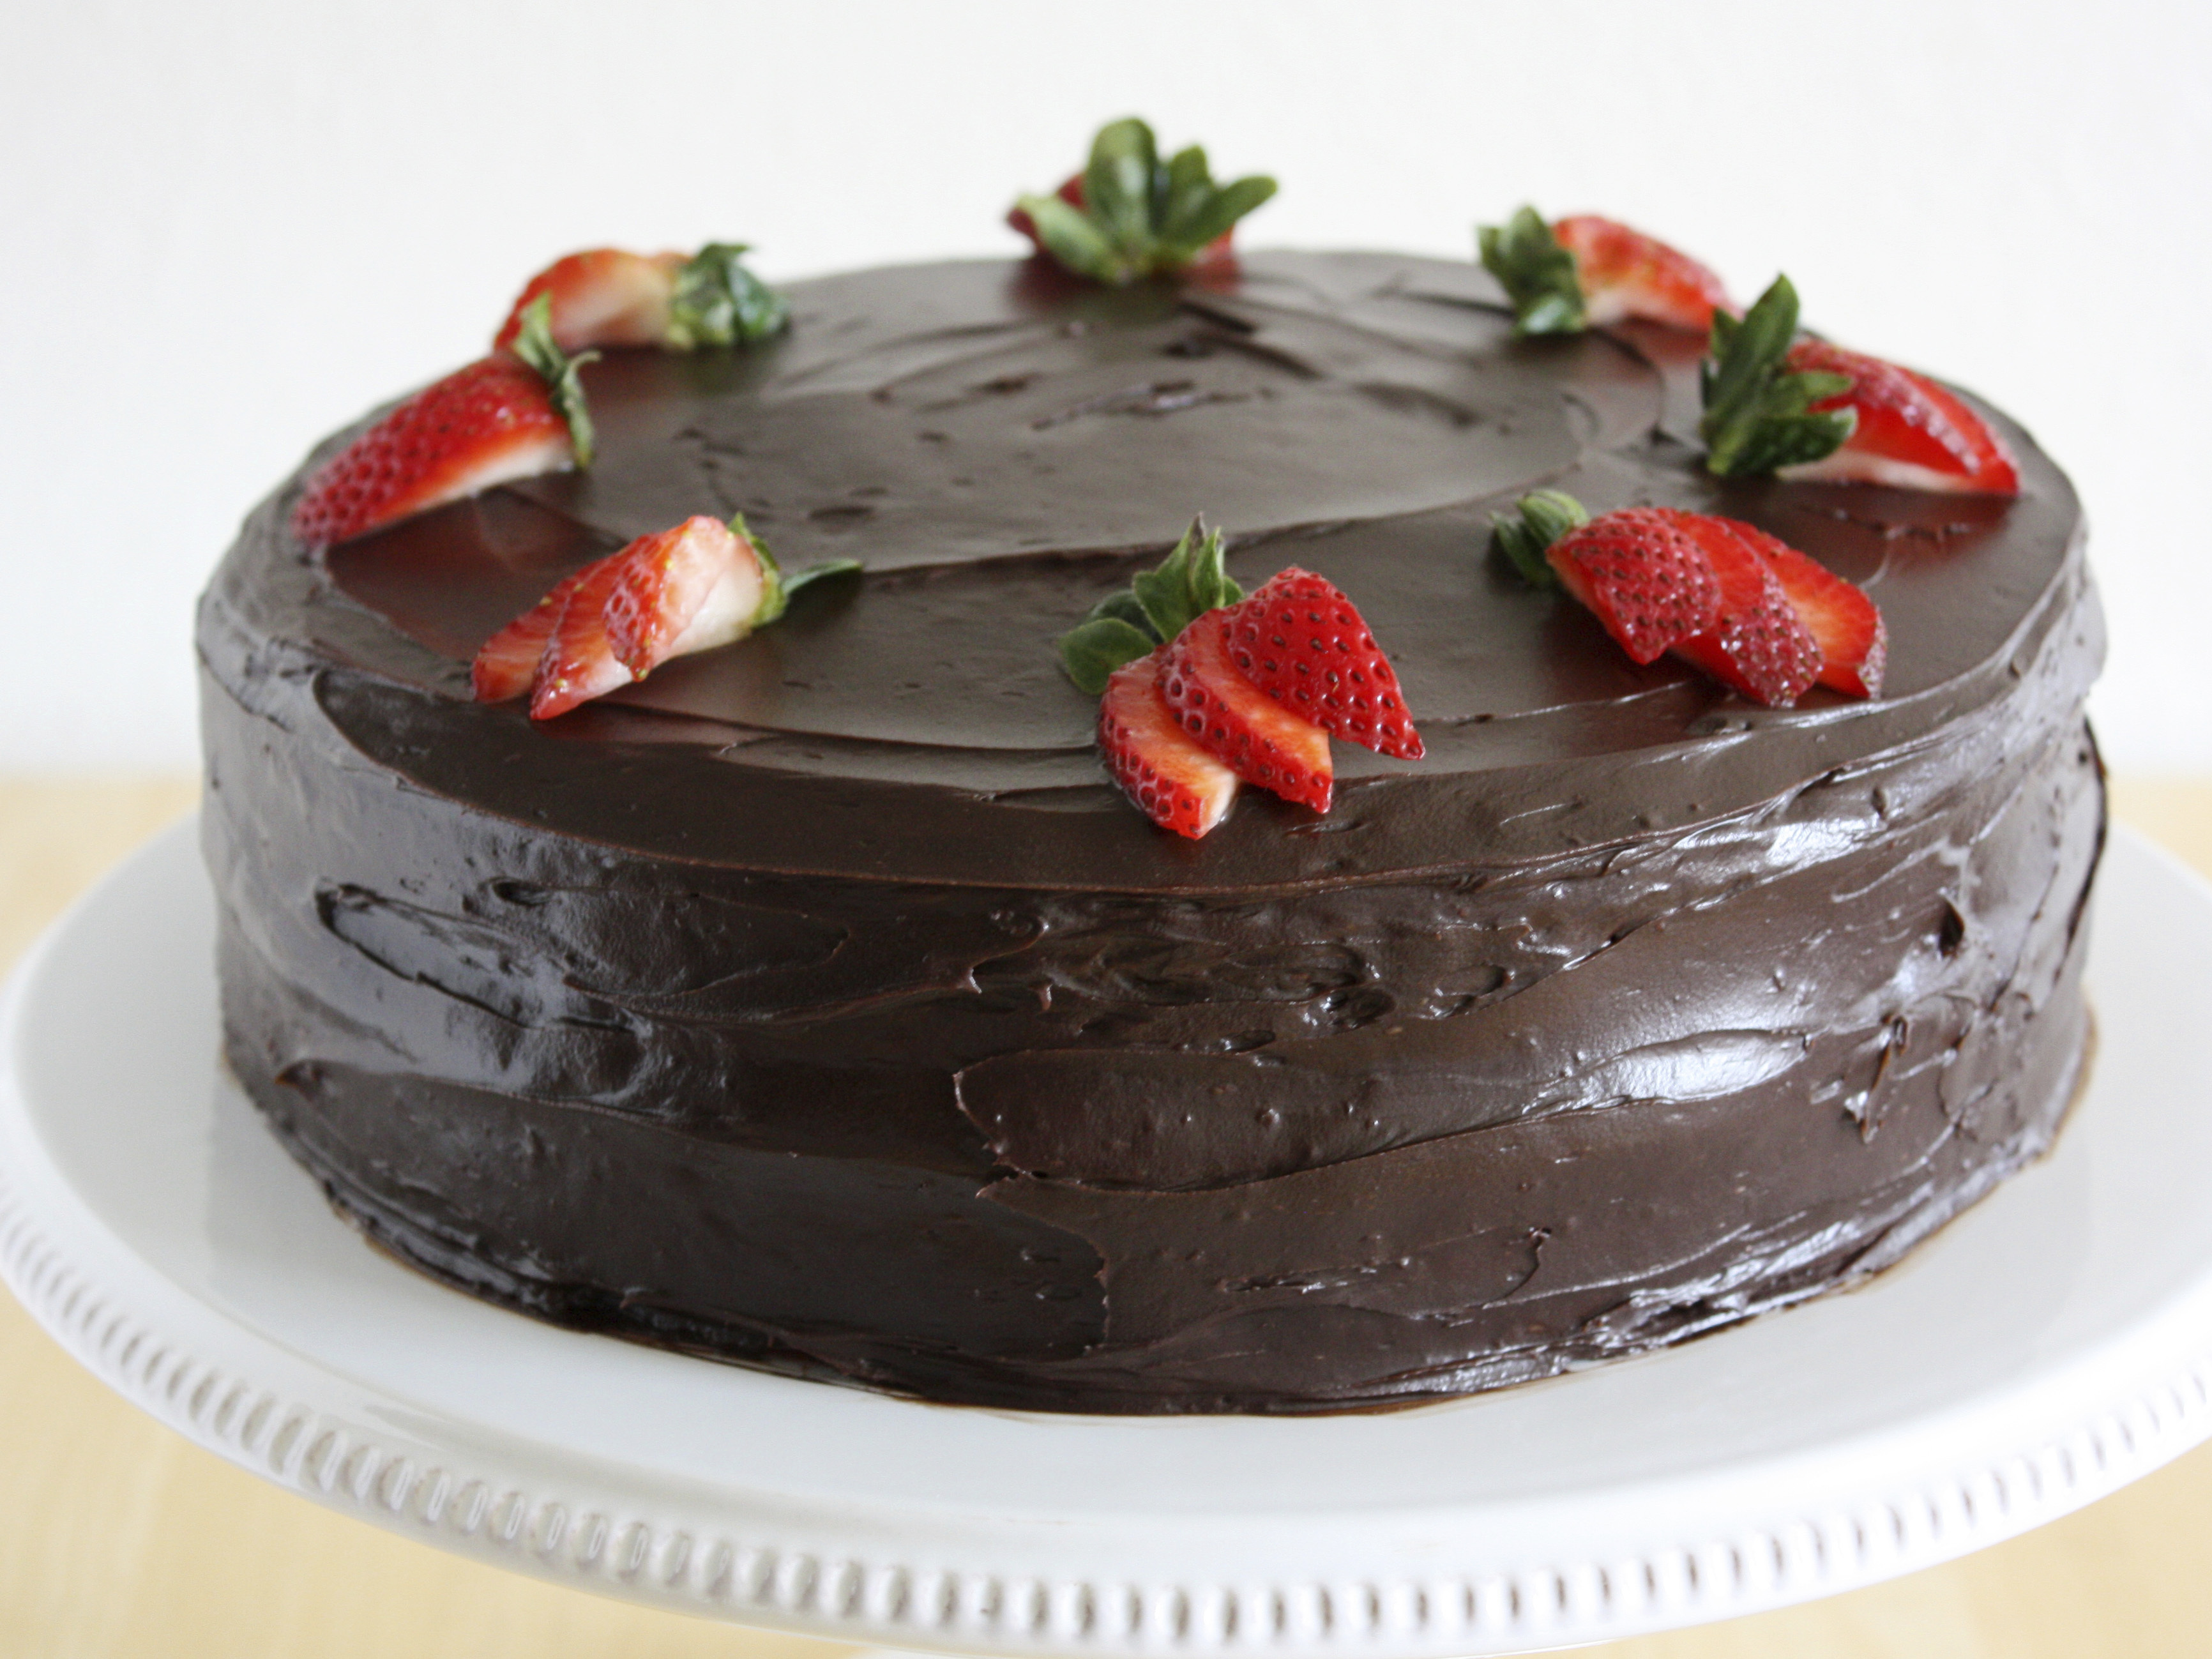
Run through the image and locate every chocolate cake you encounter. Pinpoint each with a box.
[198,248,2105,1413]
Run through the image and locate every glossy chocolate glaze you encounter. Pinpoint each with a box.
[199,252,2105,1412]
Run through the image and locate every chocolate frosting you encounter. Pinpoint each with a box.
[200,251,2105,1411]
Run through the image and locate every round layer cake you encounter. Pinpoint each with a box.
[199,250,2105,1413]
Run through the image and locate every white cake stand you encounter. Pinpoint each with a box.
[4,819,2211,1657]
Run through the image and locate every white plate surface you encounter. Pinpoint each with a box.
[5,820,2212,1656]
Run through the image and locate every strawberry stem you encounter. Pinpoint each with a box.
[1057,515,1244,695]
[508,292,601,467]
[1016,119,1276,287]
[1490,490,1589,586]
[666,244,790,349]
[1477,207,1586,337]
[1699,276,1857,476]
[733,513,861,626]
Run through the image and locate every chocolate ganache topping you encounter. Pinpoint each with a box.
[200,250,2105,1412]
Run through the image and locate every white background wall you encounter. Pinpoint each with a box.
[3,0,2204,770]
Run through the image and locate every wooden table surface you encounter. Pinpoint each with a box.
[5,776,2211,1659]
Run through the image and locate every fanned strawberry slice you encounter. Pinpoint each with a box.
[474,516,771,719]
[1554,215,1732,331]
[290,358,574,547]
[494,248,687,354]
[1098,653,1240,838]
[1160,610,1333,811]
[604,515,768,674]
[1662,513,1823,706]
[1496,491,1886,707]
[292,296,594,547]
[527,555,633,719]
[1735,528,1887,697]
[1781,340,2020,496]
[1545,508,1725,665]
[471,568,578,702]
[1219,569,1423,759]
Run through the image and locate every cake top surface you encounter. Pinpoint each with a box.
[213,249,2089,892]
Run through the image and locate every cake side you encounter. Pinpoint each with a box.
[198,251,2106,1412]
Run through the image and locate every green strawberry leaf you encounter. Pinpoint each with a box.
[1162,174,1279,263]
[1131,516,1244,640]
[508,292,601,467]
[1086,117,1161,253]
[733,512,863,628]
[1059,617,1161,697]
[1087,590,1155,633]
[1489,489,1589,586]
[1477,207,1586,337]
[1019,118,1276,287]
[1057,515,1245,693]
[1699,275,1858,476]
[1018,193,1127,285]
[666,243,791,349]
[1157,144,1219,244]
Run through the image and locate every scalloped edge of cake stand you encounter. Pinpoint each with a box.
[4,819,2212,1657]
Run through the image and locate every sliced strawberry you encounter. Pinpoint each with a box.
[471,572,574,702]
[493,248,687,354]
[1545,508,1725,665]
[1554,215,1732,331]
[1541,504,1820,706]
[526,556,631,719]
[474,517,769,719]
[1501,492,1876,706]
[1218,570,1423,759]
[290,356,574,546]
[1733,527,1887,697]
[1160,610,1333,811]
[1098,652,1239,838]
[603,515,768,674]
[1782,340,2020,496]
[1662,513,1823,707]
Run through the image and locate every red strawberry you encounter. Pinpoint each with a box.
[1782,340,2020,496]
[1545,508,1725,665]
[493,248,686,355]
[1098,652,1240,838]
[474,516,769,718]
[1160,610,1333,811]
[291,359,574,547]
[1008,174,1238,276]
[1662,513,1823,706]
[1219,570,1423,759]
[525,555,633,718]
[1504,492,1884,706]
[1734,528,1887,697]
[1554,215,1732,331]
[470,576,568,702]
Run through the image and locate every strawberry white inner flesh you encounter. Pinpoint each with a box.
[562,253,682,349]
[1579,289,1637,327]
[659,526,767,660]
[406,427,574,524]
[1779,451,2004,495]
